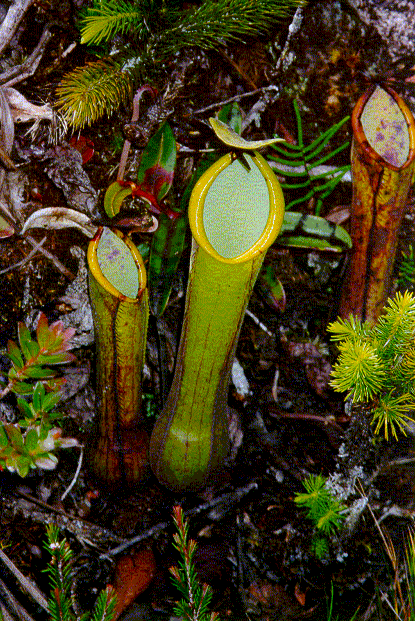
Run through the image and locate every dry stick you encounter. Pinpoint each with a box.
[1,24,54,87]
[0,578,37,621]
[192,85,279,115]
[0,549,49,612]
[117,88,147,181]
[11,490,126,545]
[0,0,34,56]
[273,6,304,75]
[25,234,75,279]
[102,481,258,559]
[60,446,84,501]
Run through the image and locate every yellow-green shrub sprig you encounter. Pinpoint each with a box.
[328,290,415,440]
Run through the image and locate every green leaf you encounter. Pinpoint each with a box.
[0,214,15,238]
[15,454,31,477]
[18,323,34,361]
[256,264,286,313]
[56,59,134,130]
[330,340,386,402]
[269,101,350,216]
[27,340,40,359]
[4,424,24,450]
[80,0,141,45]
[17,398,34,420]
[7,339,24,369]
[41,390,62,413]
[37,352,76,366]
[22,366,56,380]
[32,381,45,412]
[278,212,352,252]
[0,425,9,448]
[25,428,40,452]
[149,212,188,317]
[327,315,372,342]
[36,312,54,350]
[136,122,176,203]
[209,117,284,150]
[12,381,35,395]
[218,102,242,134]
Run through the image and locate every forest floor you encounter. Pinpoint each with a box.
[1,1,415,620]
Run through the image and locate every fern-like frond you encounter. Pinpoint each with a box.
[372,392,415,440]
[330,340,386,402]
[81,0,143,45]
[55,60,134,129]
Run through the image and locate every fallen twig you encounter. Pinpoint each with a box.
[25,233,76,280]
[60,446,84,501]
[192,85,279,115]
[0,549,48,612]
[0,578,37,621]
[1,24,54,87]
[0,0,34,56]
[103,481,258,559]
[5,491,126,547]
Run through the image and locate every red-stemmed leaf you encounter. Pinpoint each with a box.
[132,187,179,221]
[136,122,176,203]
[36,313,76,355]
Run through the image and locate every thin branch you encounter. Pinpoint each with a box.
[25,234,76,280]
[60,446,84,500]
[0,0,34,56]
[8,490,126,545]
[1,25,54,87]
[192,85,279,115]
[245,308,274,337]
[0,549,48,611]
[0,578,37,621]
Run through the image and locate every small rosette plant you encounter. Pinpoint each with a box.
[0,313,78,476]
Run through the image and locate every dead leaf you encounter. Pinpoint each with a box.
[112,548,156,620]
[4,87,53,124]
[21,207,97,238]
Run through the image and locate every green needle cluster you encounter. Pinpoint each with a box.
[56,0,305,129]
[328,290,415,440]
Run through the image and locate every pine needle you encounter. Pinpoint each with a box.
[81,0,143,45]
[56,60,134,129]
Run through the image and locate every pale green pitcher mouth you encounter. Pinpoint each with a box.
[189,151,285,263]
